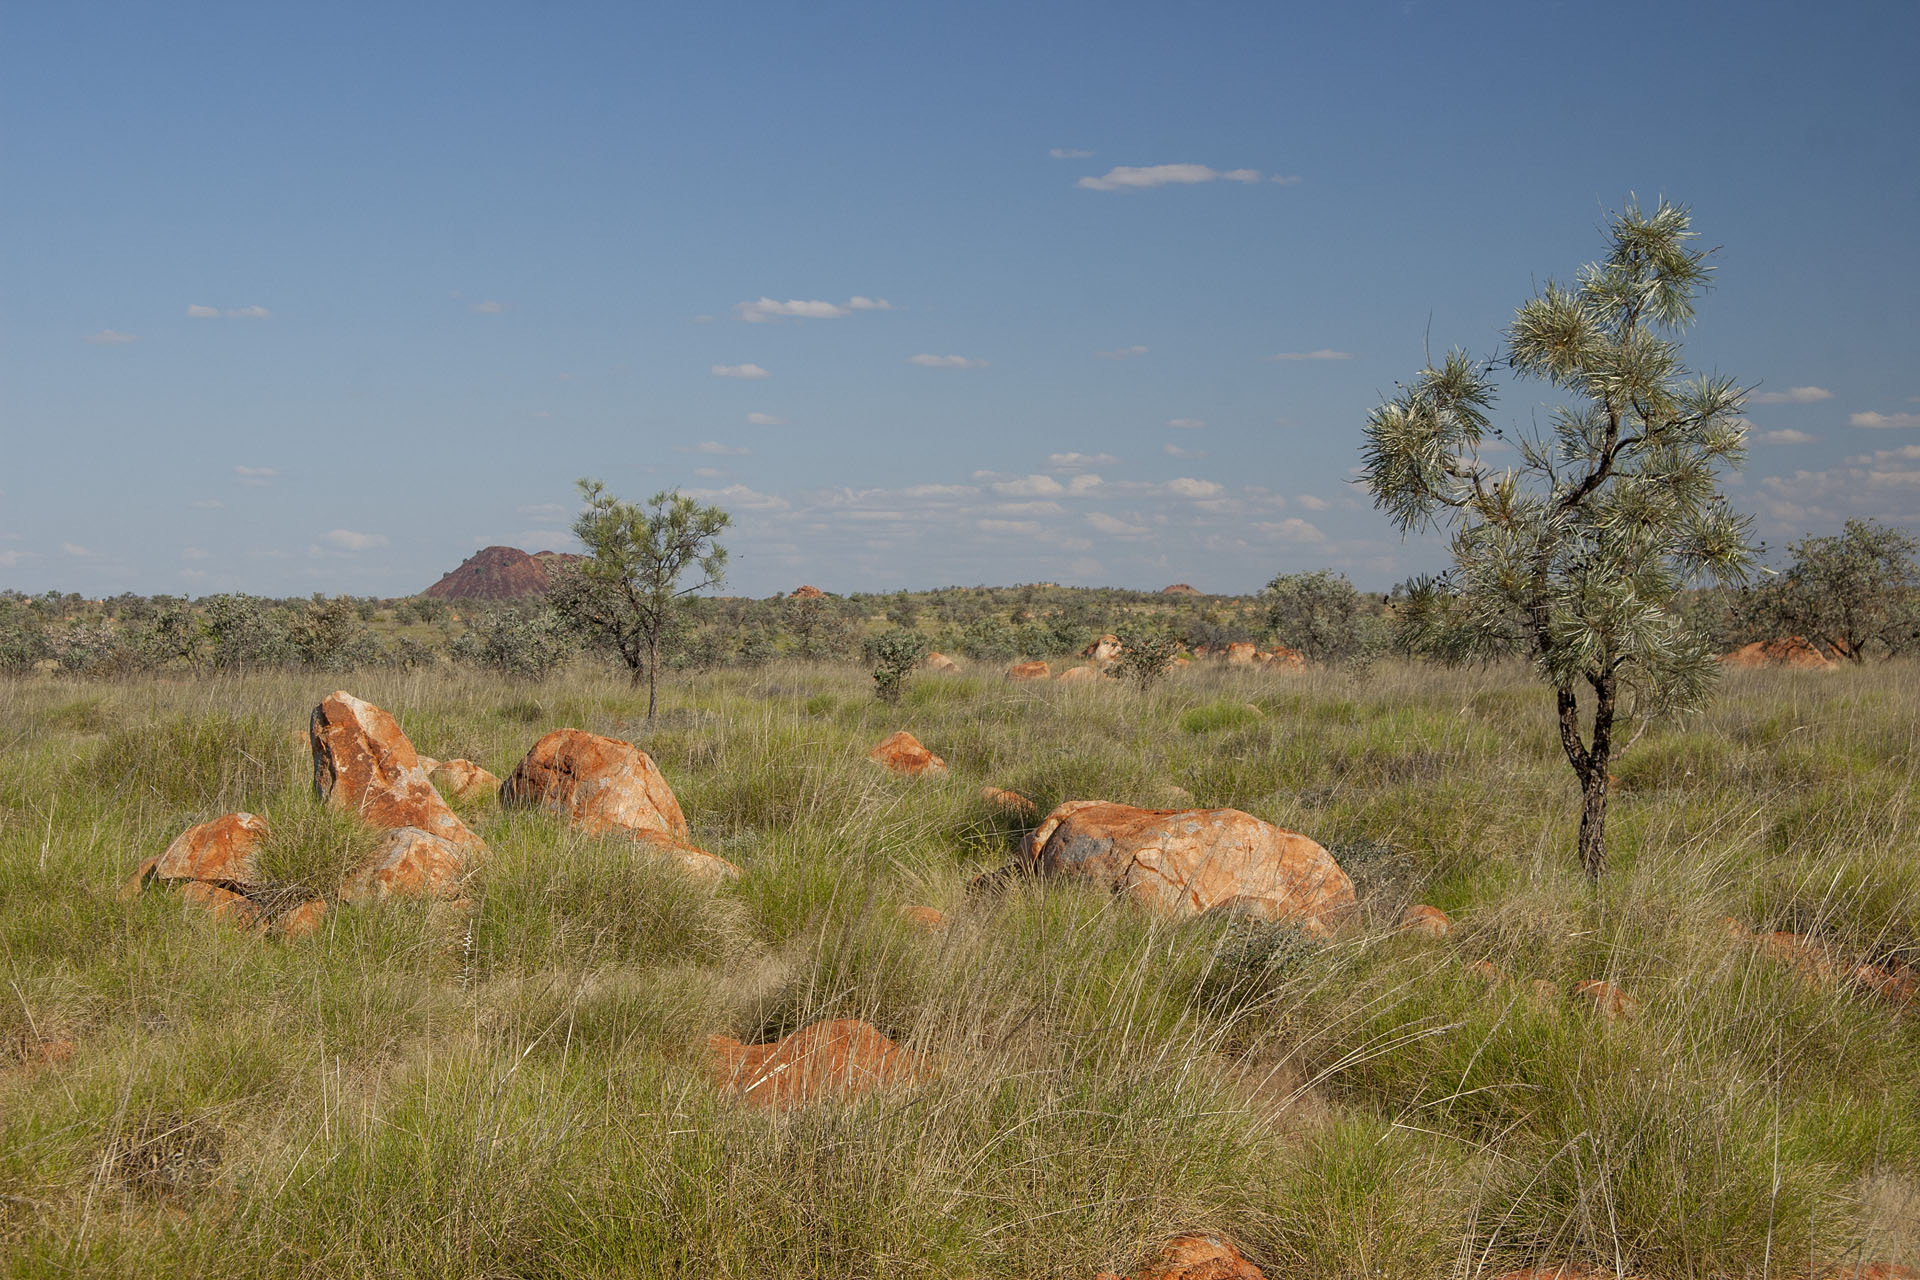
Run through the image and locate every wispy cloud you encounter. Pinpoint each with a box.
[684,484,790,511]
[712,363,771,379]
[1164,443,1207,459]
[734,296,893,323]
[321,529,387,551]
[191,498,224,510]
[1851,411,1920,429]
[1086,512,1150,536]
[468,300,508,314]
[1749,385,1832,405]
[908,354,988,369]
[1757,429,1817,444]
[1266,349,1351,361]
[61,542,99,557]
[1296,494,1331,511]
[232,465,280,486]
[1049,147,1094,159]
[690,441,750,456]
[1078,164,1264,191]
[187,304,271,319]
[1167,477,1223,498]
[517,503,569,522]
[84,330,136,345]
[991,474,1065,497]
[1167,418,1205,430]
[746,412,787,426]
[1047,452,1117,471]
[1096,344,1148,360]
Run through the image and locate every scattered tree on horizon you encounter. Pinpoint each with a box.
[1361,197,1754,878]
[1752,519,1918,661]
[548,479,731,722]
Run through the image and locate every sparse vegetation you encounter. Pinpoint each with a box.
[2,655,1916,1277]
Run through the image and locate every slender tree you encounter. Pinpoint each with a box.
[549,480,730,722]
[1362,198,1753,877]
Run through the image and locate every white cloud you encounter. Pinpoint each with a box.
[1296,494,1332,510]
[1167,477,1223,498]
[232,465,280,485]
[191,498,224,510]
[0,550,27,567]
[1269,174,1303,186]
[1757,429,1816,445]
[1851,411,1920,429]
[1066,474,1104,496]
[996,501,1066,516]
[1047,452,1117,470]
[1167,418,1205,430]
[693,467,724,480]
[227,305,270,319]
[1164,443,1207,459]
[1257,518,1327,544]
[903,483,980,499]
[61,542,98,557]
[468,300,507,314]
[847,297,892,311]
[1078,164,1264,191]
[692,441,749,456]
[1750,385,1832,405]
[712,363,771,379]
[746,412,787,426]
[1050,147,1094,159]
[1086,512,1150,536]
[322,529,388,551]
[977,519,1043,535]
[1096,344,1148,360]
[684,484,789,511]
[735,296,891,323]
[908,353,988,369]
[992,474,1066,497]
[186,305,220,318]
[1266,349,1352,361]
[515,529,579,553]
[84,330,136,344]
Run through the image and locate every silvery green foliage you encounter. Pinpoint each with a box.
[1361,199,1753,873]
[862,627,931,703]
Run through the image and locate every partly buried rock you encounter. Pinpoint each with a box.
[1224,642,1258,665]
[500,728,690,841]
[631,831,741,883]
[982,785,1038,816]
[708,1018,930,1109]
[341,827,471,902]
[1399,904,1451,937]
[311,691,483,853]
[868,730,947,777]
[1007,660,1051,681]
[1056,664,1107,683]
[900,905,948,932]
[1097,1234,1265,1280]
[430,758,501,803]
[144,812,269,893]
[1572,979,1640,1020]
[1259,646,1308,671]
[925,651,959,672]
[1025,801,1354,927]
[1084,633,1123,663]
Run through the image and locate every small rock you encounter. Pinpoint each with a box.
[1528,979,1560,1004]
[178,881,261,926]
[271,898,329,940]
[868,730,947,777]
[430,758,502,803]
[900,905,948,932]
[1398,904,1451,937]
[632,831,743,883]
[500,727,690,841]
[981,785,1038,815]
[1224,642,1258,666]
[1853,963,1918,1007]
[1006,660,1051,681]
[153,812,269,891]
[708,1018,930,1109]
[1113,1234,1265,1280]
[1467,958,1505,984]
[1573,979,1639,1020]
[789,584,825,599]
[1083,634,1123,663]
[1056,664,1106,683]
[925,651,959,672]
[415,754,442,775]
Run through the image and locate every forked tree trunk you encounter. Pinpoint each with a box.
[1556,673,1617,879]
[646,635,659,724]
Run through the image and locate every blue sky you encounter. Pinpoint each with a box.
[4,1,1917,597]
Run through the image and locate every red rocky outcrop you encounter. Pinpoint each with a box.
[868,730,947,777]
[311,691,483,853]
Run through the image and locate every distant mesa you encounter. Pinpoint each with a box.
[1161,583,1201,595]
[422,545,582,600]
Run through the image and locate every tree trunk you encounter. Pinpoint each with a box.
[646,635,659,724]
[1556,674,1617,879]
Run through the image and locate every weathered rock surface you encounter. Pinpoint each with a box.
[1096,1234,1265,1280]
[430,758,502,803]
[1161,583,1201,596]
[1259,646,1308,670]
[1720,636,1836,669]
[1056,664,1107,683]
[925,651,959,672]
[341,827,470,902]
[1573,979,1640,1020]
[708,1018,929,1108]
[1399,904,1451,937]
[1007,660,1051,681]
[311,691,482,852]
[1084,633,1123,663]
[422,544,581,600]
[1224,642,1258,665]
[631,831,742,882]
[982,786,1038,816]
[868,730,947,777]
[790,584,825,599]
[500,728,690,841]
[1024,801,1354,926]
[900,905,948,932]
[154,812,269,891]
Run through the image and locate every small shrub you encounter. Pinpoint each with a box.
[1112,623,1179,688]
[863,628,932,704]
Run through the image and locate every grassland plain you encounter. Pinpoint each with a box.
[1,659,1916,1279]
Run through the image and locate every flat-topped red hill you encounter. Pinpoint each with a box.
[422,546,583,600]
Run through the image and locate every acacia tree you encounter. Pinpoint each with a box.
[1361,199,1752,878]
[549,479,730,722]
[1758,519,1918,660]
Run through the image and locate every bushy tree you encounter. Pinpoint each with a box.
[452,607,574,679]
[0,595,49,675]
[1263,569,1362,661]
[1112,622,1179,689]
[290,595,381,670]
[548,479,730,722]
[1362,198,1752,877]
[863,628,932,704]
[1756,519,1918,660]
[203,594,293,671]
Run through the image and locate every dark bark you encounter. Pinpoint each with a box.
[1556,672,1617,879]
[646,634,659,723]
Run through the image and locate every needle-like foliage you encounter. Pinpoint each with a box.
[1360,198,1754,877]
